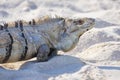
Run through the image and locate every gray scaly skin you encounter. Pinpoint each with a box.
[0,16,95,63]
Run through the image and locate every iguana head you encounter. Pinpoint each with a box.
[65,17,95,37]
[57,18,95,52]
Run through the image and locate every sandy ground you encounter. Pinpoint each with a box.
[0,0,120,80]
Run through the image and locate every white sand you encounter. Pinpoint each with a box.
[0,0,120,80]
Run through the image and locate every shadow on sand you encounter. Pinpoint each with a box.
[0,55,85,80]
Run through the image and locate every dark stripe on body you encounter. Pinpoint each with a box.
[2,23,13,63]
[18,21,28,60]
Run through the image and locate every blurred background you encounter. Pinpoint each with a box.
[0,0,120,23]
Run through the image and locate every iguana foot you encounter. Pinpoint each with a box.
[48,48,58,60]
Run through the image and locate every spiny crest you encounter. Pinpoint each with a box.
[0,15,64,29]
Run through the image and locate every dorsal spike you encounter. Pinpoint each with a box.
[15,21,18,28]
[32,19,36,25]
[29,21,32,25]
[0,15,64,28]
[0,25,3,30]
[42,15,50,21]
[19,20,23,31]
[4,23,8,29]
[19,20,23,26]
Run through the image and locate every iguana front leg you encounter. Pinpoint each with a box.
[37,44,57,62]
[37,44,50,62]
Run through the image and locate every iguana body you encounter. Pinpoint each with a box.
[0,16,95,63]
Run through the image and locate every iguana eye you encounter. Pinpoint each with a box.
[79,20,84,24]
[73,19,84,25]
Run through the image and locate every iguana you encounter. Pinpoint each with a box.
[0,16,95,63]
